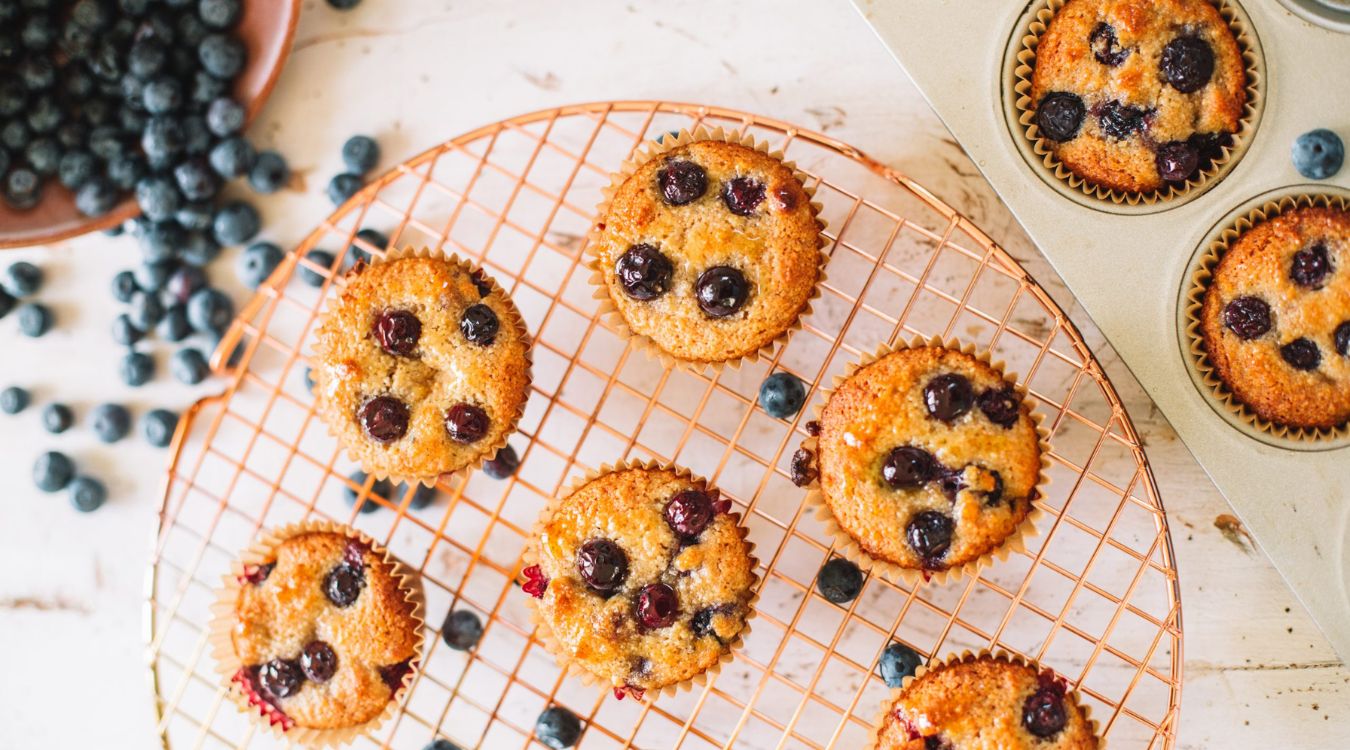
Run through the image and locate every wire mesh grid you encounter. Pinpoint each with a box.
[145,102,1182,750]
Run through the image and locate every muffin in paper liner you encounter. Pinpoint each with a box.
[310,246,533,488]
[1010,0,1262,207]
[866,649,1103,749]
[206,520,425,748]
[519,459,760,702]
[801,335,1050,587]
[585,126,829,372]
[1184,193,1350,443]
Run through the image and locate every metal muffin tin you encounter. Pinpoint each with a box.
[851,0,1350,660]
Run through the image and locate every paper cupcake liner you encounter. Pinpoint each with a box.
[206,520,425,748]
[1010,0,1262,207]
[585,126,829,373]
[802,335,1051,588]
[1183,193,1350,443]
[310,246,533,488]
[520,459,760,702]
[865,648,1103,749]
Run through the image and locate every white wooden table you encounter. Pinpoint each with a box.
[0,1,1344,747]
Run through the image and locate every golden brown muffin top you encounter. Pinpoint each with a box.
[594,139,821,364]
[873,655,1099,749]
[231,532,419,730]
[1030,0,1246,192]
[1199,206,1350,429]
[526,466,757,696]
[817,347,1041,573]
[313,255,531,481]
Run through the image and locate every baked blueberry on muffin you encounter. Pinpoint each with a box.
[1199,206,1350,430]
[524,464,757,698]
[226,530,420,731]
[1030,0,1246,193]
[591,135,823,365]
[871,653,1099,749]
[313,253,531,482]
[815,345,1042,577]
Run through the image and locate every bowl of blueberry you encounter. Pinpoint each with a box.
[0,0,301,249]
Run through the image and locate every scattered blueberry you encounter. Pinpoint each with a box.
[68,476,106,513]
[16,302,51,337]
[441,609,484,651]
[303,367,316,394]
[91,403,132,443]
[0,288,12,319]
[4,168,41,209]
[344,469,392,514]
[347,227,387,265]
[238,241,284,289]
[326,172,363,205]
[815,557,864,604]
[141,76,182,115]
[877,641,923,688]
[127,290,164,331]
[134,261,174,293]
[342,135,379,174]
[534,706,583,750]
[0,386,30,414]
[165,265,208,305]
[208,136,254,178]
[481,444,520,479]
[137,221,185,263]
[300,249,334,287]
[171,347,210,384]
[179,231,221,267]
[186,287,234,333]
[41,403,72,434]
[400,481,437,510]
[142,409,178,448]
[173,158,220,202]
[176,202,214,232]
[34,451,75,493]
[111,313,143,348]
[422,741,465,750]
[248,150,288,193]
[758,371,807,420]
[119,350,155,386]
[212,201,260,245]
[3,261,42,297]
[1292,129,1344,180]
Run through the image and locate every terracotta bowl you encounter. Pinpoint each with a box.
[0,0,301,249]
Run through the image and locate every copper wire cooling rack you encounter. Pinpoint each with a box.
[145,102,1183,749]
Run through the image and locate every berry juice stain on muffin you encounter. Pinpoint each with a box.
[526,465,756,696]
[313,254,531,481]
[229,531,419,730]
[1030,0,1247,193]
[593,137,822,364]
[1199,206,1350,430]
[816,346,1042,575]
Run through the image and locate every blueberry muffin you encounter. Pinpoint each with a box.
[591,136,823,365]
[816,345,1042,575]
[1030,0,1246,193]
[226,530,420,731]
[313,253,531,482]
[871,654,1099,749]
[1200,206,1350,430]
[523,465,757,698]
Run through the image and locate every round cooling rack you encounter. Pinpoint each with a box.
[145,102,1183,749]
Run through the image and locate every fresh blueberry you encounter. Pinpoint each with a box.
[0,287,13,319]
[441,609,484,651]
[0,121,29,153]
[26,94,62,134]
[142,408,178,447]
[41,403,72,434]
[1035,91,1085,142]
[179,231,222,267]
[758,371,807,420]
[91,403,132,443]
[4,167,41,209]
[127,39,166,79]
[3,261,42,297]
[57,150,96,189]
[0,386,30,415]
[347,227,387,265]
[482,444,520,479]
[342,135,379,174]
[16,302,51,337]
[71,0,112,29]
[1160,36,1214,93]
[33,451,75,493]
[87,124,123,160]
[67,476,106,513]
[300,249,334,287]
[141,76,182,115]
[208,136,255,179]
[344,469,392,513]
[303,366,316,394]
[1292,129,1344,180]
[23,137,61,177]
[171,347,209,384]
[534,706,583,750]
[165,265,208,305]
[248,150,288,194]
[127,290,164,331]
[422,741,464,750]
[175,202,214,232]
[157,305,191,342]
[119,351,155,387]
[212,201,260,245]
[55,121,88,150]
[106,153,146,191]
[186,287,233,333]
[136,174,181,222]
[815,557,864,604]
[199,0,242,29]
[198,33,245,78]
[173,158,219,202]
[111,313,144,346]
[134,261,174,293]
[137,221,184,263]
[112,272,140,306]
[326,172,363,205]
[238,242,284,289]
[205,97,244,137]
[140,117,185,170]
[877,642,923,688]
